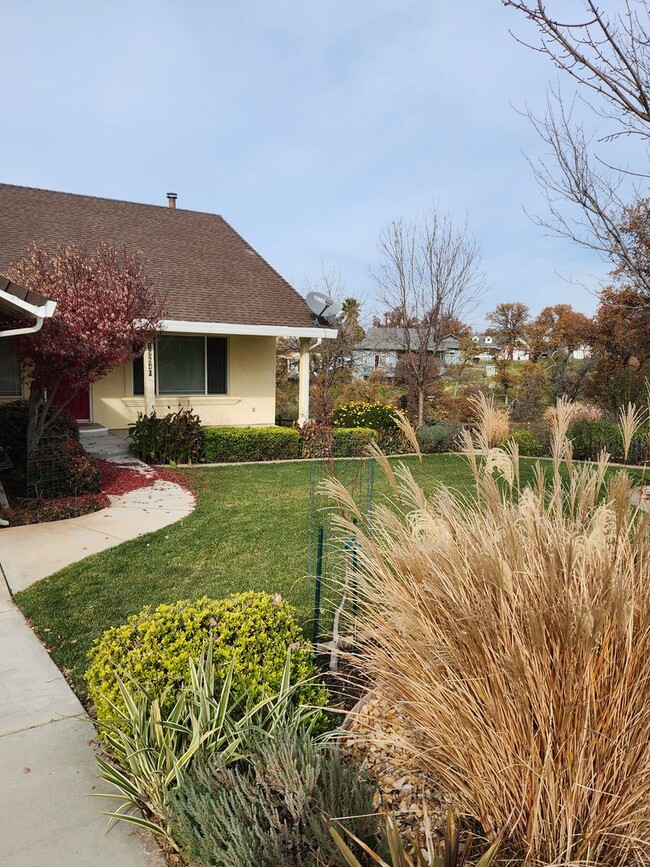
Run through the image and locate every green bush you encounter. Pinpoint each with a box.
[377,429,412,455]
[332,401,397,431]
[203,426,300,462]
[504,428,545,457]
[568,419,647,462]
[85,593,326,725]
[417,422,459,454]
[0,399,78,468]
[129,407,204,464]
[169,726,380,867]
[332,427,377,457]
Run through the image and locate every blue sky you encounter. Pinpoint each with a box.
[1,1,625,326]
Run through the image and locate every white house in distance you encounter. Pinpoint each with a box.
[353,327,461,378]
[0,184,336,430]
[471,333,590,363]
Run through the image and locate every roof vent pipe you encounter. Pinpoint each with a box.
[167,192,177,209]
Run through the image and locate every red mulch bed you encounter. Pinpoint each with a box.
[1,492,112,526]
[97,459,197,501]
[1,460,196,526]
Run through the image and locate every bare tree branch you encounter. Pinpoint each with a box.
[372,210,485,425]
[504,1,650,294]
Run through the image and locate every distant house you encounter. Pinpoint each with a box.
[471,333,500,361]
[472,333,528,362]
[471,332,591,364]
[353,327,461,378]
[0,184,336,429]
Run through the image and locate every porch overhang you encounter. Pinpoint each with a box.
[159,319,338,340]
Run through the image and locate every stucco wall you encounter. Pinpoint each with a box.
[91,334,277,430]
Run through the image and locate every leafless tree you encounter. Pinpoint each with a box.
[373,210,485,426]
[503,1,650,294]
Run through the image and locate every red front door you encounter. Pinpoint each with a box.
[53,382,91,422]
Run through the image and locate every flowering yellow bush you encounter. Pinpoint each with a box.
[332,401,398,431]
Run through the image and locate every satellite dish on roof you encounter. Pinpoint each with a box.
[306,291,340,320]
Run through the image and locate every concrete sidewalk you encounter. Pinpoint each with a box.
[0,576,164,866]
[0,432,192,864]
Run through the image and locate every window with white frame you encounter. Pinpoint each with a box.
[0,340,22,397]
[132,336,227,396]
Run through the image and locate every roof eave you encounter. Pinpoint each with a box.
[160,319,338,339]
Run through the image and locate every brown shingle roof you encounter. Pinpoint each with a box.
[0,183,320,329]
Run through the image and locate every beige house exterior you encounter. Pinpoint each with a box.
[0,185,336,429]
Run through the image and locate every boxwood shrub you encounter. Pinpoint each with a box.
[85,592,327,725]
[203,426,301,462]
[332,427,377,457]
[504,428,545,457]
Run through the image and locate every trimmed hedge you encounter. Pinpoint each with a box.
[332,427,377,457]
[203,426,301,463]
[504,428,545,457]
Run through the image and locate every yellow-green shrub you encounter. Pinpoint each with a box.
[85,593,326,724]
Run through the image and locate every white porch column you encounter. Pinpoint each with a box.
[297,337,311,424]
[144,340,156,415]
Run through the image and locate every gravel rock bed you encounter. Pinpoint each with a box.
[341,691,453,837]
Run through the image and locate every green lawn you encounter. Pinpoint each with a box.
[14,454,644,698]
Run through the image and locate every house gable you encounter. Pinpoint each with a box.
[0,184,324,332]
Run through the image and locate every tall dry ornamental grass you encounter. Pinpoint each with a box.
[326,397,650,866]
[618,401,647,463]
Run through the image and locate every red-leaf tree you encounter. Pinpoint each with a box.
[7,243,164,456]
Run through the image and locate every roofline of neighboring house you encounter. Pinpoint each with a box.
[160,319,338,339]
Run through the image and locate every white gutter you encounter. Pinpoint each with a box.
[0,288,57,338]
[0,318,48,338]
[159,319,338,339]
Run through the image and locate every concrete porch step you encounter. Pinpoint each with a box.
[78,423,109,438]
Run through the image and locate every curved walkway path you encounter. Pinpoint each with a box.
[0,433,194,866]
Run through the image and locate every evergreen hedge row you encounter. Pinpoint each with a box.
[203,426,301,463]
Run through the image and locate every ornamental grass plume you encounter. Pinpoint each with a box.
[469,392,510,449]
[324,398,650,866]
[618,401,646,463]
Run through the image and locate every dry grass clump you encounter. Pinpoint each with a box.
[468,392,510,449]
[544,401,602,430]
[326,399,650,866]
